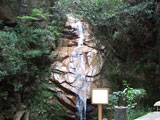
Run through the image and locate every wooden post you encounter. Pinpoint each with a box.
[98,104,102,120]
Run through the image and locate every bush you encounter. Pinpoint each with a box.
[128,107,152,120]
[0,8,62,119]
[104,81,146,120]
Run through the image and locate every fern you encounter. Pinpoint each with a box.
[17,8,52,21]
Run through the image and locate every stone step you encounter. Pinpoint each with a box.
[135,112,160,120]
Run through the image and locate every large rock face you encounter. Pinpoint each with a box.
[50,15,103,119]
[0,0,52,26]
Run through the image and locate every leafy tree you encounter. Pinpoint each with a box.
[0,8,62,119]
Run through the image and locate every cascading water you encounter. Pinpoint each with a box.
[76,96,87,120]
[77,20,84,47]
[51,15,104,119]
[70,19,87,120]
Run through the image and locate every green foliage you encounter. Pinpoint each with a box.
[127,107,152,120]
[55,0,160,118]
[0,0,159,119]
[104,81,146,120]
[25,82,64,120]
[65,0,160,107]
[99,1,154,62]
[0,92,8,100]
[55,0,123,21]
[0,22,56,81]
[0,8,61,119]
[101,1,160,106]
[17,8,51,21]
[109,81,146,110]
[0,20,3,25]
[106,81,146,115]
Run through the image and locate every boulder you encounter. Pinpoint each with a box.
[23,112,29,120]
[13,111,25,120]
[0,4,16,26]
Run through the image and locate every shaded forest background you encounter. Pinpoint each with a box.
[0,0,160,120]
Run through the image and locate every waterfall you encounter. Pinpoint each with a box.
[51,14,104,119]
[76,96,87,120]
[70,19,87,120]
[76,20,84,47]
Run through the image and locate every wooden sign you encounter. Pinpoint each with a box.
[91,88,109,104]
[91,88,109,120]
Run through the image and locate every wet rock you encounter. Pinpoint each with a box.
[50,14,103,119]
[56,93,76,112]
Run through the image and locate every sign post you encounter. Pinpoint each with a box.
[91,88,109,120]
[98,104,102,120]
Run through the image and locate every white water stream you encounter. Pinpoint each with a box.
[70,19,87,120]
